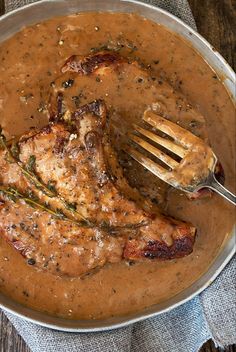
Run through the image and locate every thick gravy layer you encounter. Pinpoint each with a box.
[0,13,235,320]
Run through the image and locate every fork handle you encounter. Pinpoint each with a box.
[207,174,236,205]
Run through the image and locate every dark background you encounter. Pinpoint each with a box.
[0,0,235,351]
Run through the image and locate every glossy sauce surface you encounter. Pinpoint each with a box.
[0,13,235,320]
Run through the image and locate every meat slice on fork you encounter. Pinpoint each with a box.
[0,100,196,277]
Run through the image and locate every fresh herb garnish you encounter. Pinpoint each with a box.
[47,180,57,193]
[26,155,36,172]
[0,127,90,224]
[10,142,20,159]
[0,186,90,227]
[0,184,148,231]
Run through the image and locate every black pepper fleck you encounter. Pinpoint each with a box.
[27,258,36,265]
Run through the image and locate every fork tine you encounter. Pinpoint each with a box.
[143,110,200,148]
[134,124,187,158]
[130,133,179,169]
[123,145,170,182]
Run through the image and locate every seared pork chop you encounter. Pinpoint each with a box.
[0,100,195,277]
[48,51,217,203]
[48,51,208,138]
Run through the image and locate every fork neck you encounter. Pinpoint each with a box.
[207,174,236,205]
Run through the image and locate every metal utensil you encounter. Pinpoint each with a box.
[126,110,236,205]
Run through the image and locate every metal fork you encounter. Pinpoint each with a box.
[125,110,236,205]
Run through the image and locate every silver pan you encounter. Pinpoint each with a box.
[0,0,235,332]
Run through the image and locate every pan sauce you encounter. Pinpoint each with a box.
[0,13,235,320]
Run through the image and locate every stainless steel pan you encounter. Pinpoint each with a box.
[0,0,235,332]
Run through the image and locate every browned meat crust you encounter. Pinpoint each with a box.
[61,52,125,75]
[124,231,195,260]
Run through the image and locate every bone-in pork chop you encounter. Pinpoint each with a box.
[0,100,195,277]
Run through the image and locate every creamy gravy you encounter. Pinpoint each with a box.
[0,13,235,320]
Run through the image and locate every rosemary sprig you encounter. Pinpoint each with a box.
[0,128,149,232]
[0,186,89,227]
[0,127,91,225]
[0,185,148,231]
[0,129,55,197]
